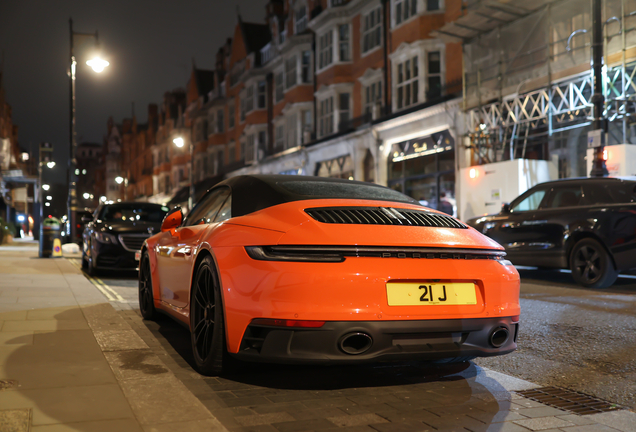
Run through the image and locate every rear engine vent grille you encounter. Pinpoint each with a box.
[516,387,621,415]
[306,207,466,229]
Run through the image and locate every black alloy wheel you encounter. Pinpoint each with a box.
[570,238,619,289]
[138,252,156,320]
[190,255,225,376]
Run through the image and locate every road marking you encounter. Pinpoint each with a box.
[66,258,134,303]
[94,277,128,303]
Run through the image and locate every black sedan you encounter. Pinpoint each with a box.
[82,202,169,275]
[466,177,636,289]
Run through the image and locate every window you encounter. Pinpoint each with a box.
[546,187,582,208]
[207,112,215,135]
[338,25,350,61]
[227,142,235,163]
[245,134,255,163]
[275,72,284,102]
[229,101,235,129]
[275,124,284,151]
[295,5,307,34]
[215,195,232,222]
[319,31,333,69]
[218,148,225,168]
[245,85,254,113]
[395,0,417,25]
[427,0,440,11]
[427,51,442,99]
[258,130,266,152]
[257,80,266,109]
[217,109,224,133]
[286,56,297,89]
[364,81,382,114]
[301,51,312,83]
[511,188,547,212]
[582,183,635,204]
[319,97,334,137]
[301,109,312,143]
[240,138,246,161]
[286,113,297,149]
[185,187,230,226]
[396,56,419,109]
[362,7,382,53]
[202,154,208,179]
[339,93,350,128]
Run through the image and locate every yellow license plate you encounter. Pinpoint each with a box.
[386,282,477,306]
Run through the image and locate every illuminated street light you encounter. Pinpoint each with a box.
[86,57,109,73]
[45,203,51,207]
[46,196,53,200]
[100,196,107,202]
[68,18,110,243]
[115,176,124,184]
[83,192,90,199]
[47,161,56,169]
[42,184,51,191]
[173,135,193,210]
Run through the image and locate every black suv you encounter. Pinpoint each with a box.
[467,177,636,289]
[82,202,169,275]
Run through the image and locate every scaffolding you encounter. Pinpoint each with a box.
[435,0,636,171]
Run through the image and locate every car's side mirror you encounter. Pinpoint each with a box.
[501,203,511,214]
[161,207,183,232]
[80,215,92,224]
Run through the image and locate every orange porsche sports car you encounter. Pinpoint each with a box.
[139,175,520,375]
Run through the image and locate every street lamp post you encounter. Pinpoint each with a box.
[173,136,194,211]
[68,18,110,244]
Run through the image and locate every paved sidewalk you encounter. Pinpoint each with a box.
[0,245,634,432]
[0,247,226,432]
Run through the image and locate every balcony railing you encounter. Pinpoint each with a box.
[260,43,274,65]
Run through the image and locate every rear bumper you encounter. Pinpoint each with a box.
[233,316,519,364]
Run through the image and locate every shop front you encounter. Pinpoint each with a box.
[387,130,456,216]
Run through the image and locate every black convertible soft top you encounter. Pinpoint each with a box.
[214,175,419,218]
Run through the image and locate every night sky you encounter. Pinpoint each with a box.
[1,0,265,187]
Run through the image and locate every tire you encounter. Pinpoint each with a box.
[87,251,98,277]
[190,255,226,376]
[138,251,157,320]
[81,252,88,269]
[570,238,618,289]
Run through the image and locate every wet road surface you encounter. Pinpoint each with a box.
[476,269,636,409]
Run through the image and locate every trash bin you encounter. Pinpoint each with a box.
[39,217,63,258]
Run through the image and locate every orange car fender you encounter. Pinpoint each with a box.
[190,224,286,352]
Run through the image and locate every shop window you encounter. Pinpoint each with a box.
[316,155,354,179]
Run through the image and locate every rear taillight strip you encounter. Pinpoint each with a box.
[245,245,505,263]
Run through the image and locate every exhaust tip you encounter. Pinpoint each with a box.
[339,332,373,355]
[490,327,510,348]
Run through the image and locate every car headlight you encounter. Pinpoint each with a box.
[94,232,118,244]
